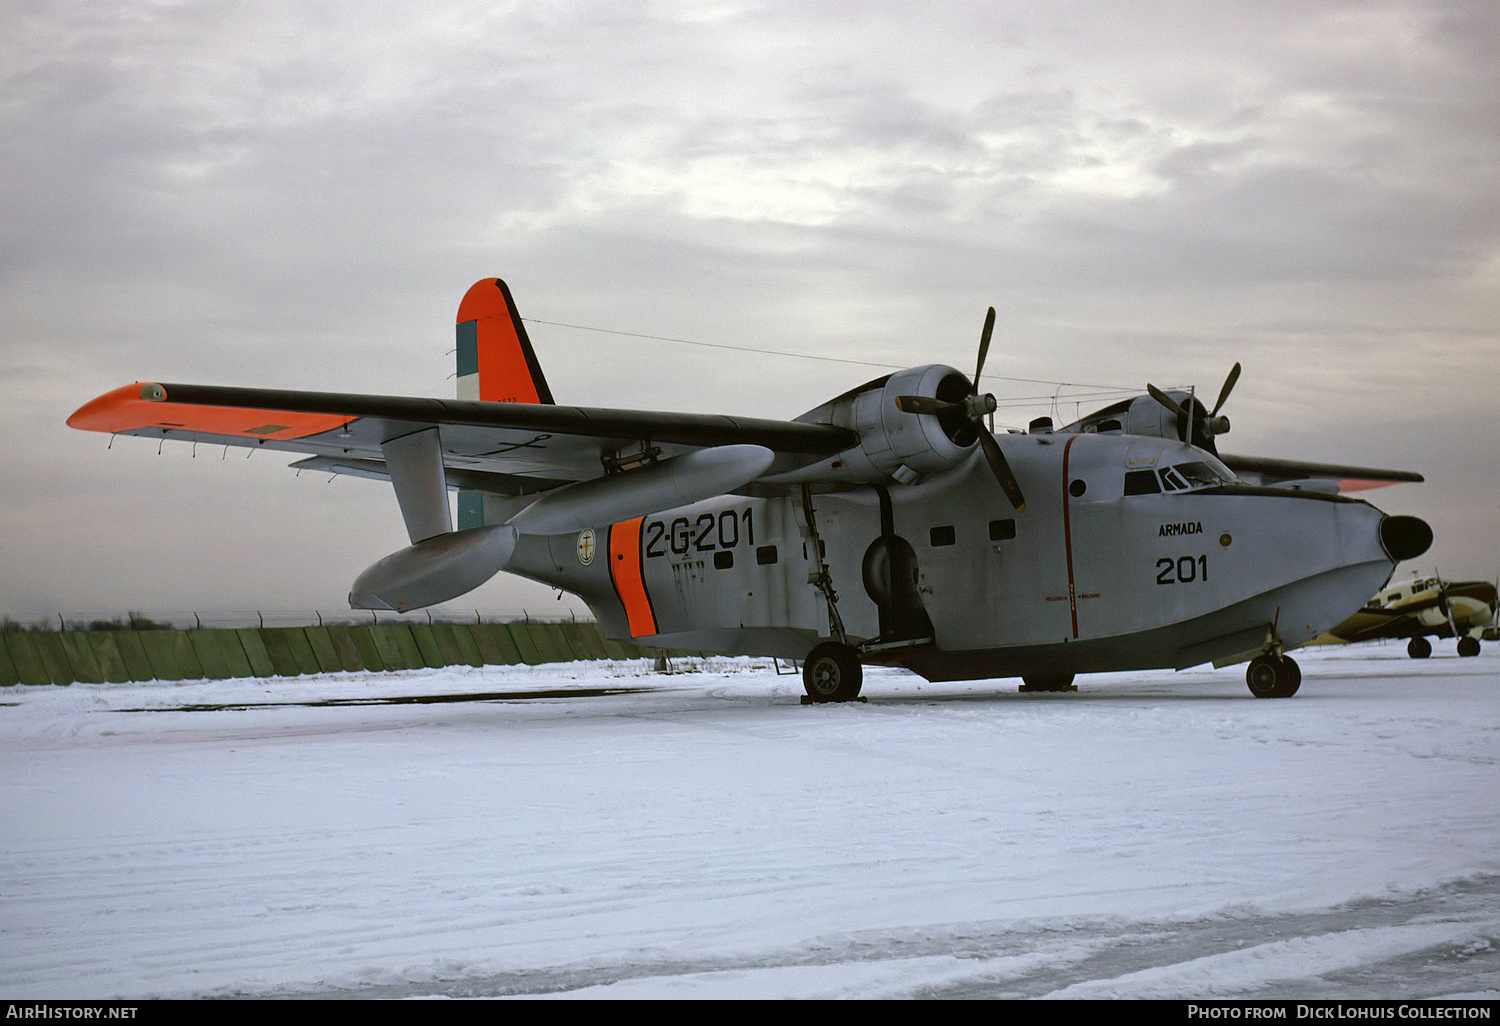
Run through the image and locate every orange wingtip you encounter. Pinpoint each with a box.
[68,383,354,440]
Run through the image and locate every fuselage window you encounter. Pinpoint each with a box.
[756,545,779,565]
[1124,469,1161,496]
[989,519,1016,541]
[930,526,956,547]
[714,551,734,570]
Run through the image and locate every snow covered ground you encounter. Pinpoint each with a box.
[2,644,1497,1000]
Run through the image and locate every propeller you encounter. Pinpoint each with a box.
[1147,362,1241,453]
[894,307,1026,512]
[1434,573,1460,639]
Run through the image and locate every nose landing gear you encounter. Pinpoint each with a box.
[1246,653,1301,698]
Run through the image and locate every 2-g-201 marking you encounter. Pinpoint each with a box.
[645,508,755,559]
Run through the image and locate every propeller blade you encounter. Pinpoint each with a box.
[1211,362,1242,417]
[894,395,956,415]
[1147,383,1186,420]
[974,307,996,390]
[978,428,1026,512]
[1147,383,1192,443]
[1435,575,1460,637]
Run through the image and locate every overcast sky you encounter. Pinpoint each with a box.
[4,0,1496,623]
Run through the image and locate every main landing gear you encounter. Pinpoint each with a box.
[1246,653,1301,698]
[1409,636,1483,658]
[801,641,864,703]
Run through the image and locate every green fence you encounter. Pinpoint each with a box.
[0,622,661,686]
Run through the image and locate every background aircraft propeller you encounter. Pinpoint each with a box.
[1147,362,1241,454]
[894,307,1026,512]
[1434,573,1461,639]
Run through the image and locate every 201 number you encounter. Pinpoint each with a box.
[1156,554,1208,585]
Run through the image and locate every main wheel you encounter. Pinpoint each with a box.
[1457,636,1481,657]
[1246,654,1301,698]
[1407,636,1432,659]
[802,642,863,702]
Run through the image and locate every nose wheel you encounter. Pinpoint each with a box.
[1246,653,1301,698]
[802,642,863,703]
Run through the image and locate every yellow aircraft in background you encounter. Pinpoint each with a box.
[1312,573,1496,658]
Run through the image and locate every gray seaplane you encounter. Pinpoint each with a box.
[70,278,1431,701]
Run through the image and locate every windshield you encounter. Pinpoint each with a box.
[1172,461,1229,488]
[1128,461,1233,496]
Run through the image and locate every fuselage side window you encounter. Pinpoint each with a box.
[1124,469,1160,496]
[989,518,1016,541]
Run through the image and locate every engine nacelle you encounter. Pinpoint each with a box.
[1060,392,1231,449]
[763,364,978,487]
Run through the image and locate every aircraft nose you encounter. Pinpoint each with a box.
[1379,514,1433,563]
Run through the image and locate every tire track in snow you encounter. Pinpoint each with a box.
[271,875,1500,999]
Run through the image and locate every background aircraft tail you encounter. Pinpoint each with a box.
[455,278,554,529]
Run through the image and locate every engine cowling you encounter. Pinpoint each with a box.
[764,364,979,487]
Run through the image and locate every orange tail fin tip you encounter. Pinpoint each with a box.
[455,278,554,405]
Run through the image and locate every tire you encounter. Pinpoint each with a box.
[1457,636,1481,658]
[802,642,863,702]
[1246,654,1300,698]
[1407,637,1432,659]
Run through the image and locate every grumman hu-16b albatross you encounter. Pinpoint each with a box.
[68,278,1433,701]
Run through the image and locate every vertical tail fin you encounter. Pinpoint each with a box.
[456,278,554,530]
[455,278,554,404]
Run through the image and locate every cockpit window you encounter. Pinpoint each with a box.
[1173,461,1229,488]
[1128,461,1232,497]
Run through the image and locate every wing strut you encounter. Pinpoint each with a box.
[382,428,452,543]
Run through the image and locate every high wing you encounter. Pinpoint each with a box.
[69,276,902,612]
[68,381,855,494]
[1218,454,1424,493]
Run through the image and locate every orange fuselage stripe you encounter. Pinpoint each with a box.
[67,383,353,439]
[608,518,658,637]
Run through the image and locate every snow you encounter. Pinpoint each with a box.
[1,645,1497,1000]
